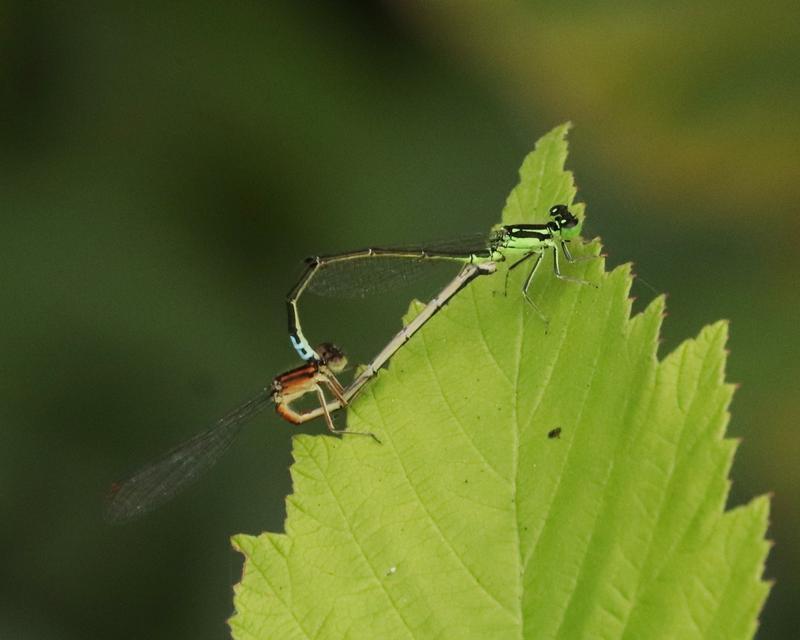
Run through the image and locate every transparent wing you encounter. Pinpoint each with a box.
[307,256,445,297]
[306,232,495,299]
[105,388,273,523]
[417,230,499,255]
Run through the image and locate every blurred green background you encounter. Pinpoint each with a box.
[1,2,797,638]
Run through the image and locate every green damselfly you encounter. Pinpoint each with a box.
[288,204,594,361]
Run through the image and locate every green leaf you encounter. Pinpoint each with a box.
[501,122,581,225]
[231,125,771,639]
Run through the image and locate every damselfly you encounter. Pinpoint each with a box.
[105,343,349,523]
[287,204,593,361]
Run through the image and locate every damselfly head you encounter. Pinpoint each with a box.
[315,342,348,372]
[549,204,577,227]
[549,204,582,238]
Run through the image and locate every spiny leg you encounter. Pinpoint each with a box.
[274,393,341,425]
[315,386,380,443]
[504,250,536,297]
[323,373,347,406]
[560,239,597,264]
[553,244,596,287]
[520,251,549,327]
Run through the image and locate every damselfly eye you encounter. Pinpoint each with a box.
[316,342,347,368]
[549,204,580,229]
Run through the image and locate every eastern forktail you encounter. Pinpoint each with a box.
[105,262,496,522]
[288,204,592,361]
[105,343,349,523]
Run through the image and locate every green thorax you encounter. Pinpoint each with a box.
[490,204,583,256]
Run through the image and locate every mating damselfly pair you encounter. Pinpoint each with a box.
[106,205,594,522]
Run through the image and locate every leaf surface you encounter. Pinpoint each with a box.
[231,125,771,640]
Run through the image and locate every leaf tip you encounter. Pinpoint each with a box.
[231,533,255,554]
[698,319,731,356]
[647,293,668,317]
